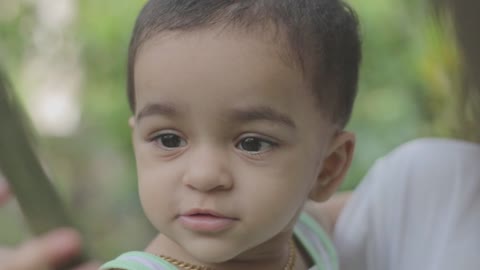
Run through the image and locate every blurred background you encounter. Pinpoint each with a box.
[0,0,472,261]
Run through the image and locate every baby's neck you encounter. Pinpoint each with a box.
[144,233,310,270]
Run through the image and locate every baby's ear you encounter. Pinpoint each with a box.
[128,116,136,128]
[309,131,355,202]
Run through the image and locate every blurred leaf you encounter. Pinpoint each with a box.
[0,70,89,269]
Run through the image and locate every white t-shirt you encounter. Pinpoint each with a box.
[334,138,480,270]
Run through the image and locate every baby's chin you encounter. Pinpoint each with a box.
[182,237,249,264]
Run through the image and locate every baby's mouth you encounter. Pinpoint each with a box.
[178,209,238,232]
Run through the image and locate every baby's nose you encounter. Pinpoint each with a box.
[182,145,233,192]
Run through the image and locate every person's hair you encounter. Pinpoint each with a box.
[127,0,362,128]
[448,0,480,142]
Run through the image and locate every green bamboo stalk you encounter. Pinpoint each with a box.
[0,69,89,269]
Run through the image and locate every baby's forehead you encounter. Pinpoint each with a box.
[137,26,305,72]
[134,30,307,92]
[131,30,330,126]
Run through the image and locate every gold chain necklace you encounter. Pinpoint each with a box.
[158,239,296,270]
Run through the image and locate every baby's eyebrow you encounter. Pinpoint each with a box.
[136,102,177,122]
[136,103,296,129]
[229,106,296,129]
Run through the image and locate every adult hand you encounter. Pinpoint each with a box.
[0,178,100,270]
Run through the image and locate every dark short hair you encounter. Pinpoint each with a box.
[127,0,361,127]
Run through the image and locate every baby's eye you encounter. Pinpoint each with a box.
[152,133,187,149]
[236,137,276,153]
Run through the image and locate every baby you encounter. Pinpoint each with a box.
[101,0,361,269]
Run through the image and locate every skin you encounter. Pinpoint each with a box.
[130,28,355,270]
[0,179,100,270]
[305,192,353,236]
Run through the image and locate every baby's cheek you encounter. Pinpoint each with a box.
[138,183,168,226]
[282,154,319,193]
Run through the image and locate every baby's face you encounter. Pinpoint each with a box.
[131,29,337,262]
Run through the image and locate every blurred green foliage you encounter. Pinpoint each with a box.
[0,0,462,260]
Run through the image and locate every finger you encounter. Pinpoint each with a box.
[6,228,82,270]
[0,176,11,205]
[0,246,14,262]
